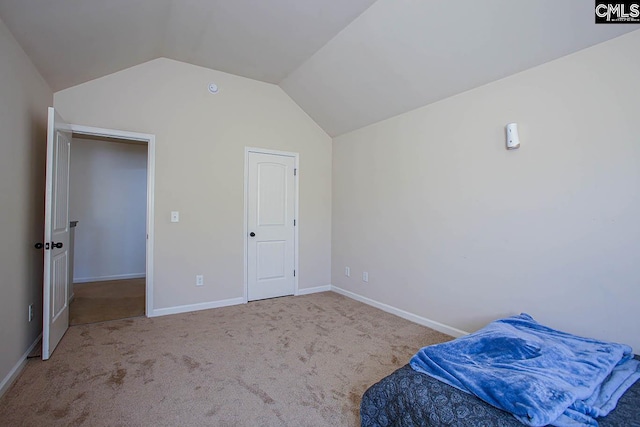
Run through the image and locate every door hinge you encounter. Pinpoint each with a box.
[294,168,297,176]
[294,219,296,226]
[293,270,296,277]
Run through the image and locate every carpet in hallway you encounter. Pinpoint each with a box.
[70,278,145,325]
[0,292,451,426]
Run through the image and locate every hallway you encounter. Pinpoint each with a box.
[70,278,145,325]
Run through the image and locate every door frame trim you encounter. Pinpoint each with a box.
[69,124,156,316]
[243,147,299,303]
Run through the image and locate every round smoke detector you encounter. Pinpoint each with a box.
[208,83,219,94]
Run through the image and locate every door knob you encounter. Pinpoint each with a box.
[34,243,43,249]
[52,242,63,249]
[249,232,256,237]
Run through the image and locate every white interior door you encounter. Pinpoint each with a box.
[42,107,72,360]
[247,151,296,301]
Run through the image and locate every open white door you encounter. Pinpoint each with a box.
[42,107,72,360]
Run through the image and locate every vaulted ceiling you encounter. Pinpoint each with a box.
[0,0,636,136]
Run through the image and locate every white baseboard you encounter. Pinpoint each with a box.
[150,297,245,317]
[296,285,332,296]
[0,333,42,399]
[73,273,146,284]
[331,285,468,338]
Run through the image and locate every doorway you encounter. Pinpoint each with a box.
[244,148,299,301]
[70,125,155,324]
[42,109,155,359]
[68,135,148,324]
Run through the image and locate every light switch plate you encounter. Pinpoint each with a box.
[171,211,179,222]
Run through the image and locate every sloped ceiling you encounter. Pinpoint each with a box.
[0,0,376,90]
[0,0,636,136]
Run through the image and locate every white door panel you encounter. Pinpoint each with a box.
[257,241,286,280]
[257,163,287,226]
[247,152,296,301]
[43,107,71,360]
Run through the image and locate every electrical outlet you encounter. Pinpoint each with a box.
[196,275,204,286]
[28,304,34,322]
[362,271,369,282]
[345,266,350,277]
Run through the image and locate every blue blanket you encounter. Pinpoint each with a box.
[410,314,640,427]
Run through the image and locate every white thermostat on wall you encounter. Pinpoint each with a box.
[208,83,219,94]
[506,123,521,150]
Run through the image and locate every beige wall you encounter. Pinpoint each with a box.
[54,58,332,311]
[332,31,640,351]
[0,17,52,390]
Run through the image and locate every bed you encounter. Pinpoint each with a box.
[361,314,640,427]
[361,355,640,427]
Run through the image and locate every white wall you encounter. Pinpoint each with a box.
[332,31,640,351]
[69,138,147,282]
[54,58,332,311]
[0,17,52,393]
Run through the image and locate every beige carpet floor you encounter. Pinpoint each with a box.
[0,292,451,426]
[70,278,146,325]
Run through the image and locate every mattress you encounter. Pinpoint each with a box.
[360,356,640,427]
